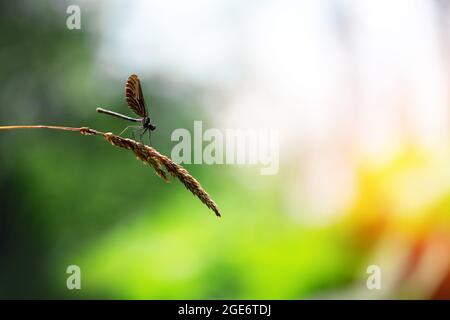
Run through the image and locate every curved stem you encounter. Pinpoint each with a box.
[0,125,105,136]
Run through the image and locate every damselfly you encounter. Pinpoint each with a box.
[97,74,156,143]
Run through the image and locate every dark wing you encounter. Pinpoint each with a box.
[125,74,148,117]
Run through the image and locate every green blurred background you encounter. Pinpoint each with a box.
[1,0,450,299]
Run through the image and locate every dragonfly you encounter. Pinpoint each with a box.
[96,74,156,143]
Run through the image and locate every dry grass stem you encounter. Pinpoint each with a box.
[0,125,221,217]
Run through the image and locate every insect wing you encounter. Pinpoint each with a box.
[125,74,148,117]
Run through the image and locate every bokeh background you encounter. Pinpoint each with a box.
[1,0,450,299]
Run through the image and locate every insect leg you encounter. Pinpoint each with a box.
[148,130,153,147]
[139,127,148,143]
[120,125,140,136]
[131,127,143,141]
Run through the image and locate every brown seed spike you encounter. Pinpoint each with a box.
[103,133,221,217]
